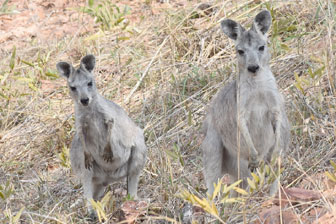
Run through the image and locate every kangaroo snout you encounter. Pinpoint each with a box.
[247,65,259,73]
[80,98,89,106]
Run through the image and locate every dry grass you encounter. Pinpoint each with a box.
[1,0,336,223]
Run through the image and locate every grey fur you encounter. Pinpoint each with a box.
[57,55,147,217]
[202,10,290,195]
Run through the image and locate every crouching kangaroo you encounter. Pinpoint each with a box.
[57,55,147,217]
[202,10,290,195]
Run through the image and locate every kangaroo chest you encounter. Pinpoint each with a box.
[80,113,108,152]
[242,88,278,117]
[78,111,131,173]
[243,90,277,149]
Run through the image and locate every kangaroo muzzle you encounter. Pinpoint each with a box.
[80,98,89,106]
[247,65,260,73]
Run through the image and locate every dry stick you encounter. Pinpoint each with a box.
[278,156,284,224]
[236,61,244,223]
[125,37,169,104]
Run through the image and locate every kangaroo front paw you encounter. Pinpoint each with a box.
[84,153,94,170]
[248,153,260,171]
[102,150,113,163]
[105,118,114,129]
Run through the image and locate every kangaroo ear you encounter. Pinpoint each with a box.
[56,62,73,79]
[80,54,96,73]
[220,19,245,40]
[252,10,272,35]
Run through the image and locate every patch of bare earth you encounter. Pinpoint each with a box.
[0,0,94,52]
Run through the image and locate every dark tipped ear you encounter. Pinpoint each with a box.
[220,19,245,40]
[252,10,272,35]
[56,62,73,79]
[80,54,96,73]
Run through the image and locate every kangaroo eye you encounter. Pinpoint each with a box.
[88,81,93,87]
[259,46,265,51]
[237,50,245,56]
[70,86,76,91]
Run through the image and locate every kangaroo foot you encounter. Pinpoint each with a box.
[248,153,260,171]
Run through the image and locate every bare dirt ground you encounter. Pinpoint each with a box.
[1,0,336,223]
[0,0,96,51]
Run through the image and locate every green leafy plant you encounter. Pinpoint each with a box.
[247,158,283,193]
[90,191,113,222]
[0,180,15,200]
[21,50,57,79]
[3,207,25,224]
[325,160,336,182]
[58,145,71,168]
[294,64,325,96]
[81,0,130,31]
[0,0,17,15]
[180,179,247,223]
[9,46,16,72]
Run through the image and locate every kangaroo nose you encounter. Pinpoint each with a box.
[248,65,259,73]
[80,98,89,106]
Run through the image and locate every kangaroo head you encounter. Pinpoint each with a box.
[57,55,97,107]
[221,10,272,77]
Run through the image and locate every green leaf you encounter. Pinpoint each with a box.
[0,92,9,100]
[115,17,125,25]
[325,171,336,183]
[101,191,112,206]
[247,177,256,190]
[280,43,290,51]
[21,60,34,67]
[10,46,16,71]
[28,83,38,91]
[313,66,325,78]
[330,160,336,171]
[58,145,70,168]
[224,179,242,193]
[286,25,297,32]
[221,197,244,204]
[251,172,259,183]
[84,31,105,41]
[12,207,25,223]
[165,149,178,160]
[88,0,94,8]
[116,36,130,41]
[294,73,304,94]
[233,187,248,195]
[45,71,58,78]
[211,179,222,200]
[188,109,192,125]
[90,199,107,222]
[0,191,4,200]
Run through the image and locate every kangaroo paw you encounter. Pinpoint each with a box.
[248,153,260,171]
[104,118,114,129]
[84,153,94,170]
[102,146,113,163]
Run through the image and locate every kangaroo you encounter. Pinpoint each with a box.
[56,55,147,217]
[202,10,290,195]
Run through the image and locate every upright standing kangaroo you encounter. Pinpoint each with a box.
[202,10,290,195]
[57,55,147,217]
